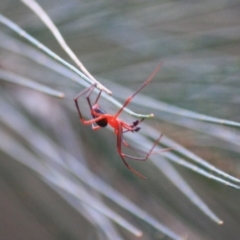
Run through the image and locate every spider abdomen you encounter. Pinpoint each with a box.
[92,107,108,127]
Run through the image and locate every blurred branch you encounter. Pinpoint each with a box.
[0,69,64,98]
[0,14,154,119]
[20,0,112,95]
[106,79,240,128]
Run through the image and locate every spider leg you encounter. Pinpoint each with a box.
[118,120,162,159]
[121,138,154,156]
[117,124,147,179]
[121,132,163,161]
[74,84,109,127]
[122,118,144,133]
[85,83,102,109]
[122,133,170,155]
[76,114,110,126]
[74,84,96,122]
[93,87,102,105]
[91,125,101,130]
[85,84,104,130]
[115,62,163,118]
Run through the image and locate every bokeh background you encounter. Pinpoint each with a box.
[1,0,240,239]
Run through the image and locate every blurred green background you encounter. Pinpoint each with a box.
[1,0,240,239]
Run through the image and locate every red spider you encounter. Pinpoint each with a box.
[74,63,162,179]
